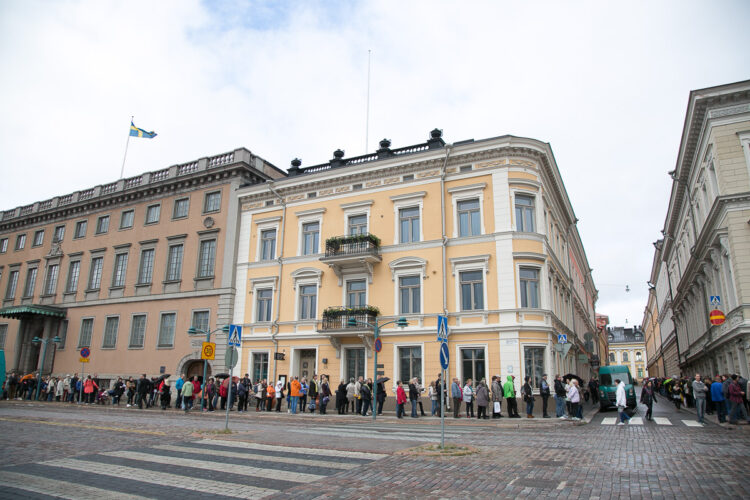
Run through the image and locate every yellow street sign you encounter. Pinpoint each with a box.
[201,342,216,360]
[79,357,90,363]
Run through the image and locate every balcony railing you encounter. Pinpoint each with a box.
[324,233,381,259]
[320,306,379,331]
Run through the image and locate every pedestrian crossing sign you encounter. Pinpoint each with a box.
[710,296,721,307]
[228,325,242,346]
[437,315,448,343]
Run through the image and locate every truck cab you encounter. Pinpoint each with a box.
[598,365,636,410]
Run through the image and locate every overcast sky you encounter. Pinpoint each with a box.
[1,0,749,327]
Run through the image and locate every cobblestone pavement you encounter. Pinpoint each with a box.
[0,396,748,499]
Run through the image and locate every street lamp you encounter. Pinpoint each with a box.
[187,324,230,410]
[31,336,61,401]
[348,315,408,421]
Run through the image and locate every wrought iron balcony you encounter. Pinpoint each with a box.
[320,306,379,332]
[320,233,382,283]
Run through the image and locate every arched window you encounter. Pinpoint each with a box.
[622,352,629,362]
[609,352,615,363]
[636,351,642,361]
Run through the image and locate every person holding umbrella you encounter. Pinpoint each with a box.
[160,376,172,410]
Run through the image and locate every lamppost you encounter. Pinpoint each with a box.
[187,324,230,410]
[31,336,61,401]
[348,315,408,421]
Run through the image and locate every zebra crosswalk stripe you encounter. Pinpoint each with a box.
[652,417,672,425]
[0,470,147,500]
[682,420,703,427]
[601,417,617,425]
[198,438,388,460]
[629,417,644,425]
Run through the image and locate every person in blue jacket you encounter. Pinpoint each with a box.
[710,376,726,423]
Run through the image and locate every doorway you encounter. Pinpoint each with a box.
[296,349,317,379]
[185,360,210,382]
[345,348,365,381]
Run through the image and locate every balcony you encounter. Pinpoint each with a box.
[320,306,379,332]
[319,233,382,284]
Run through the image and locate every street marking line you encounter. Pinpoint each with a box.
[629,417,644,425]
[557,481,566,490]
[0,470,150,500]
[41,458,275,499]
[155,444,354,470]
[105,450,326,482]
[198,438,388,460]
[0,416,166,435]
[288,428,459,442]
[601,417,617,425]
[653,417,672,426]
[682,420,703,427]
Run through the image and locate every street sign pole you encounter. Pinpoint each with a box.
[79,362,84,404]
[225,349,233,431]
[373,319,379,423]
[441,368,445,449]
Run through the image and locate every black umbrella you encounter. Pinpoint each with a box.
[155,374,171,383]
[564,373,584,385]
[376,377,390,385]
[215,373,230,379]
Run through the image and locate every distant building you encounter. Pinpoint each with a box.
[0,149,283,385]
[643,79,750,379]
[606,326,648,380]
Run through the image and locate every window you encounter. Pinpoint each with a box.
[457,199,481,237]
[23,268,38,297]
[88,257,103,290]
[57,320,67,349]
[256,289,272,322]
[519,268,540,308]
[399,346,422,383]
[636,351,643,362]
[0,238,7,253]
[166,244,184,281]
[252,352,269,382]
[622,352,629,362]
[173,198,189,219]
[65,261,80,293]
[399,207,420,243]
[399,275,420,314]
[74,221,87,239]
[302,222,319,255]
[346,348,365,381]
[112,253,128,287]
[138,249,155,284]
[515,194,535,232]
[15,234,26,250]
[128,314,147,348]
[53,225,65,242]
[78,318,93,348]
[460,270,484,311]
[102,316,119,348]
[609,352,615,363]
[637,368,643,379]
[157,312,176,347]
[33,230,44,247]
[145,204,160,224]
[120,210,134,229]
[204,191,221,213]
[5,270,19,299]
[260,230,276,261]
[43,264,59,295]
[197,239,216,278]
[0,324,7,349]
[461,348,486,383]
[95,215,110,234]
[346,280,366,307]
[524,346,545,388]
[348,214,367,235]
[299,284,317,320]
[191,310,210,333]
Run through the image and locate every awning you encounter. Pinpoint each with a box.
[0,304,66,319]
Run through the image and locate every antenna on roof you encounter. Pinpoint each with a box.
[365,49,371,154]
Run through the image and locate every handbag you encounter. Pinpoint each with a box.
[493,401,501,413]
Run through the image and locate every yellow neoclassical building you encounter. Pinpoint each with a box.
[232,130,599,401]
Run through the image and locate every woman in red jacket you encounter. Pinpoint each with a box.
[82,375,98,404]
[396,380,407,418]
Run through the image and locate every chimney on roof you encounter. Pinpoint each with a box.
[427,128,445,149]
[377,138,392,159]
[288,158,302,176]
[330,149,345,168]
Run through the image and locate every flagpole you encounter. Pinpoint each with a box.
[120,116,133,179]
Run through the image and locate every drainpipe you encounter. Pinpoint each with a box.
[268,183,286,384]
[440,144,452,408]
[565,220,577,374]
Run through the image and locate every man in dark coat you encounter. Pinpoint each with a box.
[308,375,318,413]
[136,374,149,409]
[376,377,389,415]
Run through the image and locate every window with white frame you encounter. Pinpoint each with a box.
[459,270,484,311]
[346,279,366,307]
[636,351,642,361]
[0,238,8,253]
[78,318,93,348]
[191,310,210,333]
[74,221,87,239]
[301,222,320,255]
[204,191,222,213]
[519,267,540,308]
[457,199,481,237]
[348,214,368,235]
[33,229,44,247]
[112,253,128,287]
[197,239,216,278]
[129,314,147,348]
[524,346,545,388]
[5,269,19,299]
[622,352,629,362]
[252,352,269,382]
[461,348,486,383]
[43,264,59,295]
[166,244,184,281]
[145,204,161,225]
[88,256,103,290]
[260,229,276,261]
[256,288,273,322]
[515,194,535,232]
[609,352,615,363]
[298,284,317,320]
[449,183,486,238]
[399,275,420,314]
[23,267,38,297]
[95,215,110,234]
[102,316,119,348]
[120,210,134,229]
[15,233,26,250]
[398,346,422,384]
[65,260,80,293]
[157,312,176,347]
[399,207,420,243]
[173,198,189,219]
[137,248,155,284]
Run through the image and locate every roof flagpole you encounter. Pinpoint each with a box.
[119,115,134,179]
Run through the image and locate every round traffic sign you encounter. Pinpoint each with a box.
[374,338,382,353]
[439,342,449,370]
[709,309,725,326]
[202,343,215,359]
[80,348,90,358]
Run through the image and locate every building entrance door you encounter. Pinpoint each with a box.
[185,360,210,383]
[346,348,365,381]
[297,349,316,379]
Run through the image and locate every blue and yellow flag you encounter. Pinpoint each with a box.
[130,121,157,139]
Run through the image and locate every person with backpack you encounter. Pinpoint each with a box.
[237,378,248,412]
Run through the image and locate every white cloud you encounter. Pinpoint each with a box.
[1,0,749,324]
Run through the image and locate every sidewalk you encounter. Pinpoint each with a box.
[673,398,750,428]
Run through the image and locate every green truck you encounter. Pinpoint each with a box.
[598,365,636,410]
